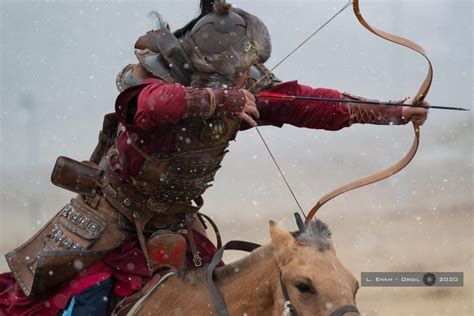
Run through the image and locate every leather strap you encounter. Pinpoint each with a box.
[207,240,261,316]
[112,271,176,316]
[279,271,299,316]
[198,212,223,249]
[306,0,433,224]
[185,213,203,267]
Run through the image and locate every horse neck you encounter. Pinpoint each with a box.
[215,244,279,314]
[137,244,279,315]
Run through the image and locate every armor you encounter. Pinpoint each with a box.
[116,1,276,92]
[5,196,127,296]
[5,0,272,298]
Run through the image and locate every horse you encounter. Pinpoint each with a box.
[128,219,360,316]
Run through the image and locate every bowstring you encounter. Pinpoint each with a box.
[250,0,353,219]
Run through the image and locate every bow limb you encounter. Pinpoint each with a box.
[305,0,433,224]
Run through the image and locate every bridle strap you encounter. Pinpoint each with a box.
[330,304,360,316]
[279,271,300,316]
[206,240,261,316]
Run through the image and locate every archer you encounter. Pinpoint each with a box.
[0,0,428,314]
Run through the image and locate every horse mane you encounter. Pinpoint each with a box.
[177,219,332,284]
[295,219,333,251]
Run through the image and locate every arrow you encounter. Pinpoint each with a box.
[257,92,470,111]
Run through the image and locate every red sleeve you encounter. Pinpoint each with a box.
[135,81,186,129]
[246,81,351,131]
[115,78,186,130]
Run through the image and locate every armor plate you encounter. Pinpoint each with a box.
[125,117,241,205]
[5,196,127,296]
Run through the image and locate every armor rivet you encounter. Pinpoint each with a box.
[133,211,140,219]
[123,198,132,207]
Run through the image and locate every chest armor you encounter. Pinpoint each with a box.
[125,116,241,205]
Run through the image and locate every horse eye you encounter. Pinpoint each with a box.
[295,282,313,294]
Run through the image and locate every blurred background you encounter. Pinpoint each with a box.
[0,0,472,315]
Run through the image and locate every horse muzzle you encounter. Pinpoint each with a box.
[329,305,360,316]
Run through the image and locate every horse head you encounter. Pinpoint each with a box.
[270,219,360,316]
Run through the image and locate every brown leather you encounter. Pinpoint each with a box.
[134,30,162,52]
[51,156,103,197]
[121,116,240,205]
[343,92,403,125]
[99,157,202,219]
[90,113,119,164]
[5,196,128,297]
[146,232,187,271]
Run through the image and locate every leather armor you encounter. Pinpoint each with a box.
[5,196,128,297]
[5,21,277,297]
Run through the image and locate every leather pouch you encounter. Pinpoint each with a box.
[51,156,103,197]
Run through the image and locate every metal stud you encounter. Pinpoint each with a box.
[123,198,132,207]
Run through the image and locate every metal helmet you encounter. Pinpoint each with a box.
[188,1,271,70]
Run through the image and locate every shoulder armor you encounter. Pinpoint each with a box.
[136,28,194,85]
[134,49,175,83]
[116,64,147,92]
[115,50,175,92]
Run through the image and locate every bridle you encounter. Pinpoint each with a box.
[280,272,360,315]
[207,214,360,316]
[279,215,360,316]
[279,270,359,316]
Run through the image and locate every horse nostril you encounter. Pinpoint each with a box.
[329,305,359,316]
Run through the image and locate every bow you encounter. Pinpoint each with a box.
[248,0,434,223]
[304,0,434,223]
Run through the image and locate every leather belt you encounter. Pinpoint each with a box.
[99,159,203,218]
[98,157,204,271]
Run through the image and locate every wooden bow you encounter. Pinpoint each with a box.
[305,0,433,223]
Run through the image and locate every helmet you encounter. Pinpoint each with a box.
[187,1,271,73]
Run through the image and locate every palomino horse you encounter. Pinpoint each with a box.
[132,219,360,315]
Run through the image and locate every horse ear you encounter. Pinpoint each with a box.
[269,220,295,264]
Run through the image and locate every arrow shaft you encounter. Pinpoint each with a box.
[257,95,469,111]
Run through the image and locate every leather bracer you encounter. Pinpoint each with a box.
[184,88,245,119]
[344,92,408,125]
